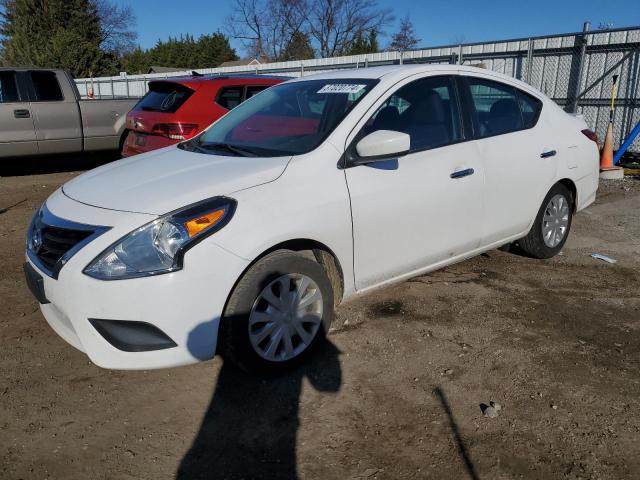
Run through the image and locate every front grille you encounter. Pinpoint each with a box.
[36,226,93,271]
[27,204,109,278]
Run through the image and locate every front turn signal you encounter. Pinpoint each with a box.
[183,208,226,238]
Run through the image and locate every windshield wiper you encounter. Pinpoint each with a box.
[196,142,258,157]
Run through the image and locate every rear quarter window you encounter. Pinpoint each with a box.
[136,82,193,113]
[517,90,543,128]
[217,86,243,110]
[30,71,63,101]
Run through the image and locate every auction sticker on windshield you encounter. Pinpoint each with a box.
[317,84,367,94]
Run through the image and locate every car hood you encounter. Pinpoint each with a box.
[62,146,291,215]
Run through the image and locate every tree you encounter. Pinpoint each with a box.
[348,29,379,55]
[120,33,238,73]
[93,0,137,55]
[389,15,420,51]
[0,0,136,76]
[278,31,314,61]
[195,33,238,68]
[303,0,391,57]
[0,0,113,77]
[226,0,391,59]
[225,0,306,61]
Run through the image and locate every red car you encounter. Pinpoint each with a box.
[121,74,287,157]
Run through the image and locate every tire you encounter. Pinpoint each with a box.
[518,183,573,259]
[220,250,334,374]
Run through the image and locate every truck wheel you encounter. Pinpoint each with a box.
[220,250,334,374]
[518,183,573,259]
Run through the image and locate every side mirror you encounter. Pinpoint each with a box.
[354,130,410,162]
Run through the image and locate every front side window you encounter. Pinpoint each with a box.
[186,79,378,157]
[29,71,63,101]
[466,77,523,137]
[0,71,19,103]
[361,75,462,152]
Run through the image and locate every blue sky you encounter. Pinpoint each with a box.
[130,0,640,53]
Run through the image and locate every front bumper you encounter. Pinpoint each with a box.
[26,190,249,370]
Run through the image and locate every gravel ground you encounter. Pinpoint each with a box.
[1,161,640,480]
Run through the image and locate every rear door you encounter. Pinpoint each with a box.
[460,75,555,245]
[0,70,38,157]
[27,70,82,154]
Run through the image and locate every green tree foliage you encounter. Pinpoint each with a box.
[348,29,379,55]
[0,0,235,76]
[121,33,238,74]
[0,0,114,77]
[278,31,314,61]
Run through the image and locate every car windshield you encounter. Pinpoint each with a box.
[181,78,378,157]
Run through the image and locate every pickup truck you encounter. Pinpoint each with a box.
[0,68,137,158]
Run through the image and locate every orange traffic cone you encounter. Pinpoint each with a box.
[599,75,623,179]
[600,122,615,169]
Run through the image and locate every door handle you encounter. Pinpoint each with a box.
[540,150,557,158]
[13,109,30,119]
[450,168,474,179]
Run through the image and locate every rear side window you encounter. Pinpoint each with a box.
[0,71,19,103]
[30,71,63,101]
[246,85,267,99]
[517,90,543,128]
[466,77,522,137]
[136,82,193,113]
[217,86,243,110]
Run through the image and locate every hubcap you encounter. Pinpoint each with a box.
[542,194,570,248]
[248,274,323,362]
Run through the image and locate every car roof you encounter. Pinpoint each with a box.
[287,64,543,98]
[150,74,290,89]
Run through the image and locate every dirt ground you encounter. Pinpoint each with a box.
[1,159,640,480]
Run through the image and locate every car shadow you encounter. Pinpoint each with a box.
[176,330,342,480]
[0,151,119,177]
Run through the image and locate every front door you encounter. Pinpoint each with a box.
[345,75,484,291]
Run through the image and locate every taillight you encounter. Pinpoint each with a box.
[151,123,199,140]
[581,129,598,143]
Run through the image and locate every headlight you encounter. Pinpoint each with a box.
[83,197,236,280]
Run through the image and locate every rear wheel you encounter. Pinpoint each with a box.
[518,183,573,259]
[220,250,334,374]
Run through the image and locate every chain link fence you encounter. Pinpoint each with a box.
[77,25,640,152]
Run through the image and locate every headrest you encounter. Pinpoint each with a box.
[411,91,445,124]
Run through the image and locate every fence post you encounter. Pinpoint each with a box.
[525,38,533,84]
[125,76,130,97]
[300,63,304,77]
[569,21,591,113]
[457,44,463,65]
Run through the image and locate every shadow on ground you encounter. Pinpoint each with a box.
[176,341,342,480]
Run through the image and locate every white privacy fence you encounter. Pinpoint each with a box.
[77,24,640,152]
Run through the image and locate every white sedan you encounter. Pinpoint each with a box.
[24,65,599,372]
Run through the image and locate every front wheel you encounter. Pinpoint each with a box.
[220,250,334,374]
[518,183,573,259]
